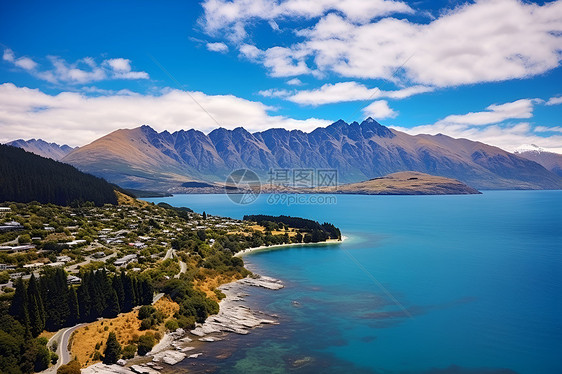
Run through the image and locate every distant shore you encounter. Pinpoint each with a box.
[235,236,346,257]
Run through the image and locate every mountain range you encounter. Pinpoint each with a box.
[514,145,562,177]
[6,138,75,161]
[57,118,562,191]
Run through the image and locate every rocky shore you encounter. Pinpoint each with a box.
[83,274,283,374]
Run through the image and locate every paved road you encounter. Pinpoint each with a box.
[152,292,165,304]
[43,323,86,373]
[66,252,117,273]
[163,248,175,260]
[174,260,187,279]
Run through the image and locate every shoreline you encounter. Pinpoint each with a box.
[82,274,285,374]
[235,236,347,257]
[81,235,347,373]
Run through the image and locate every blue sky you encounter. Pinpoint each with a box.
[1,0,561,152]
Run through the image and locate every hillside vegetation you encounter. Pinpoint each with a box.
[0,144,118,206]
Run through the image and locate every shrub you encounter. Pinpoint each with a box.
[51,352,59,365]
[57,360,81,374]
[214,288,226,300]
[137,333,155,356]
[140,318,152,330]
[122,344,137,359]
[165,319,179,331]
[138,305,156,320]
[176,315,196,330]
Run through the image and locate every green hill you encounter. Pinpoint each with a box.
[0,144,118,206]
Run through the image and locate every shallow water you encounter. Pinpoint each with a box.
[145,191,562,374]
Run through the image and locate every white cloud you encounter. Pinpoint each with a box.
[3,49,38,71]
[393,122,562,154]
[287,81,433,105]
[2,49,149,84]
[258,88,292,98]
[240,45,311,77]
[391,98,562,153]
[438,99,536,126]
[0,83,330,147]
[362,100,397,119]
[546,96,562,106]
[200,0,413,41]
[3,49,15,62]
[535,126,562,133]
[14,57,38,71]
[202,0,562,87]
[286,78,303,86]
[206,42,229,53]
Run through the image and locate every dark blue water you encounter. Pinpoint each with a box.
[145,191,562,374]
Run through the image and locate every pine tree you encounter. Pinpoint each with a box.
[202,211,207,220]
[141,280,154,305]
[105,289,120,318]
[121,273,134,312]
[27,275,45,336]
[9,277,30,332]
[77,273,91,321]
[132,277,139,306]
[112,274,125,312]
[68,287,80,325]
[103,332,121,364]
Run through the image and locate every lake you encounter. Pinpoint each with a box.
[145,191,562,374]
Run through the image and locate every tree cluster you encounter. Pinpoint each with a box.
[0,144,118,206]
[243,214,341,241]
[8,268,154,337]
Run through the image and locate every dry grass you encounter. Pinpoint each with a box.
[193,268,243,301]
[38,330,56,341]
[70,297,179,367]
[115,191,149,208]
[45,232,74,242]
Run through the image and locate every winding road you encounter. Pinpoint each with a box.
[45,323,86,373]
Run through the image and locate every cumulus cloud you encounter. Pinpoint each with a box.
[258,88,292,98]
[206,42,229,53]
[200,0,413,41]
[3,48,38,71]
[286,78,303,86]
[201,0,562,87]
[240,45,311,77]
[0,83,330,147]
[362,100,397,119]
[287,81,433,105]
[391,98,562,153]
[2,49,149,84]
[437,99,537,126]
[546,96,562,106]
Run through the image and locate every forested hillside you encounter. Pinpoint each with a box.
[0,144,117,206]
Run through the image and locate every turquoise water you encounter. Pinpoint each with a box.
[145,191,562,374]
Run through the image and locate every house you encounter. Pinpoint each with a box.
[56,255,72,263]
[66,240,87,247]
[0,264,16,271]
[11,245,36,252]
[23,263,44,269]
[114,254,137,267]
[67,275,81,285]
[0,207,11,214]
[0,221,23,232]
